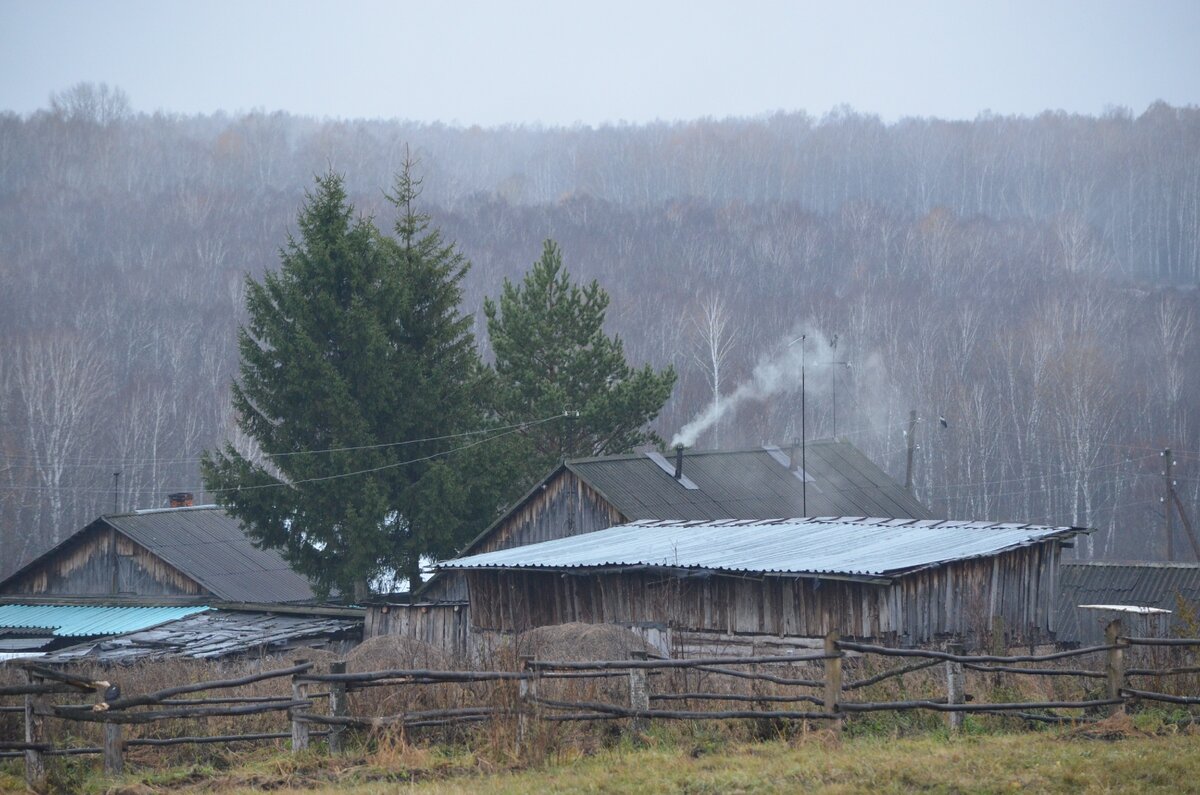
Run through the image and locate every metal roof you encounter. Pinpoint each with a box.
[1055,561,1200,644]
[105,507,319,603]
[0,604,208,637]
[41,610,362,663]
[565,443,933,522]
[439,517,1086,582]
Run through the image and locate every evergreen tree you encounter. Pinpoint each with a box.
[485,240,677,491]
[202,168,483,598]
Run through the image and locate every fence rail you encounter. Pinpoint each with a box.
[3,619,1199,790]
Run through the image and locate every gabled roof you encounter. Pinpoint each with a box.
[448,441,931,562]
[440,517,1087,584]
[0,507,319,604]
[566,442,931,521]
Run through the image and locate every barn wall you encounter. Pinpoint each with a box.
[364,603,473,660]
[0,525,203,597]
[421,471,626,601]
[464,542,1063,649]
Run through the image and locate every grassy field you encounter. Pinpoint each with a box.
[5,721,1200,794]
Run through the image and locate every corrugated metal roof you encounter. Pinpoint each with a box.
[104,507,319,603]
[564,442,933,523]
[41,610,362,663]
[0,604,209,637]
[440,517,1085,581]
[1055,562,1200,645]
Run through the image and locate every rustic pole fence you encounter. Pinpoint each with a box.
[6,632,1200,780]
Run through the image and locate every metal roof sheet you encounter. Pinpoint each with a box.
[0,604,208,637]
[1055,562,1200,644]
[564,442,933,524]
[104,507,319,603]
[440,517,1086,581]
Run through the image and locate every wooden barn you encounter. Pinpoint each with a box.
[0,504,320,603]
[417,442,932,603]
[439,517,1089,654]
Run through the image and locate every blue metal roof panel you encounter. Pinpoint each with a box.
[439,517,1088,580]
[0,604,209,637]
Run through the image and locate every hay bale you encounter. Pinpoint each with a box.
[514,623,655,663]
[345,634,451,672]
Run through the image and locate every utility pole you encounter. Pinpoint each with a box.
[1163,449,1174,561]
[905,410,918,493]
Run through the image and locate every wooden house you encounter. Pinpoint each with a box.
[0,505,320,603]
[417,442,931,602]
[370,442,936,657]
[441,517,1089,653]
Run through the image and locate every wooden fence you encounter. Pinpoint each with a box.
[3,619,1199,790]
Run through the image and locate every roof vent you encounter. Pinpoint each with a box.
[762,445,814,482]
[644,450,699,489]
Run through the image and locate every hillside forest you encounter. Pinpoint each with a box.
[2,85,1198,580]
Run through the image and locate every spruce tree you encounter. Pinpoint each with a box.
[202,168,483,598]
[485,240,677,492]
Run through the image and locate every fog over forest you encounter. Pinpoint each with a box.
[2,85,1198,579]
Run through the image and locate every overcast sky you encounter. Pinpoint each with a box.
[2,1,1198,126]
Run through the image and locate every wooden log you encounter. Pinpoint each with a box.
[99,661,313,712]
[24,670,46,791]
[328,661,347,754]
[291,659,309,752]
[1121,688,1200,706]
[0,683,78,697]
[15,663,99,691]
[824,629,843,733]
[51,699,310,724]
[961,663,1105,678]
[651,692,825,705]
[527,652,835,671]
[1105,619,1125,716]
[843,658,941,690]
[96,683,123,776]
[531,696,838,722]
[517,657,538,754]
[292,706,501,728]
[837,640,1115,664]
[1127,665,1200,677]
[628,651,649,735]
[1121,637,1200,647]
[840,698,1121,713]
[945,641,964,734]
[694,665,822,688]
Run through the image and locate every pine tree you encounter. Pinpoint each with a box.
[202,168,483,598]
[485,240,677,491]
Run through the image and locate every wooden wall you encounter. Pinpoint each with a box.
[421,470,626,601]
[464,541,1063,649]
[0,525,203,597]
[364,602,473,660]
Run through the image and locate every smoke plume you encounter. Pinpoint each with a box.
[671,328,832,448]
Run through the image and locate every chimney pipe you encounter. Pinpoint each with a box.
[674,445,685,479]
[168,492,194,508]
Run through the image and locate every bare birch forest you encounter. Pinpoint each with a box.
[2,87,1198,577]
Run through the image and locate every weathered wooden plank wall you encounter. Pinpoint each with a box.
[421,471,626,601]
[363,603,472,660]
[463,541,1063,648]
[0,527,202,597]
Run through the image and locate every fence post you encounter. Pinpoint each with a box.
[291,658,310,752]
[328,661,347,754]
[23,670,45,791]
[823,629,842,733]
[945,641,964,735]
[1105,619,1125,715]
[96,681,124,775]
[517,656,538,753]
[628,651,649,736]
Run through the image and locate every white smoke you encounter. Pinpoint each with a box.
[671,328,833,448]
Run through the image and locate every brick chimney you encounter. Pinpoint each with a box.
[168,492,194,508]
